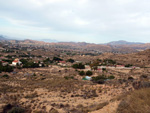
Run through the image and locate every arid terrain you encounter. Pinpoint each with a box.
[0,38,150,113]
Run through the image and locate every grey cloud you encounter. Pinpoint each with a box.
[0,0,150,42]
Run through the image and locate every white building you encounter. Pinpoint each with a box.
[12,58,22,66]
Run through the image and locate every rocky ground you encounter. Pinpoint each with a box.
[0,65,149,113]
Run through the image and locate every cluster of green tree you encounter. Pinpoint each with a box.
[72,63,85,69]
[64,76,74,80]
[0,63,14,72]
[43,57,63,64]
[125,64,133,67]
[67,59,75,63]
[103,59,116,65]
[92,75,115,84]
[20,59,40,68]
[2,59,13,64]
[2,49,14,53]
[5,55,16,59]
[43,58,53,64]
[79,70,93,76]
[90,59,117,68]
[19,54,38,58]
[1,74,9,79]
[53,57,63,61]
[84,53,97,56]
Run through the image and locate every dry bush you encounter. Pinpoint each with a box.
[24,92,38,99]
[117,88,150,113]
[49,108,59,113]
[75,102,109,113]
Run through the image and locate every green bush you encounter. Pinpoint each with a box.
[33,73,36,76]
[22,61,39,68]
[8,107,25,113]
[2,74,9,79]
[53,57,62,61]
[117,88,150,113]
[67,59,75,63]
[86,71,93,76]
[64,76,74,80]
[92,75,107,84]
[128,76,134,80]
[72,63,85,69]
[79,71,85,76]
[102,68,106,71]
[125,64,133,67]
[103,59,116,65]
[108,75,115,79]
[0,64,14,72]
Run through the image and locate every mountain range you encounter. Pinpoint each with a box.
[0,35,150,53]
[107,40,144,45]
[0,35,9,41]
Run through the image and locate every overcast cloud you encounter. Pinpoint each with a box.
[0,0,150,43]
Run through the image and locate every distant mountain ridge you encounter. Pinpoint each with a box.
[1,34,150,53]
[0,35,9,41]
[41,39,58,43]
[107,40,144,45]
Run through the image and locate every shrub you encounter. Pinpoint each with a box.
[0,64,14,72]
[79,71,85,76]
[20,59,28,64]
[92,75,107,84]
[64,76,74,80]
[49,108,59,113]
[86,71,93,76]
[104,59,116,65]
[33,73,36,76]
[72,63,85,69]
[22,61,39,68]
[8,107,25,113]
[102,68,106,71]
[67,59,75,63]
[108,75,115,79]
[2,74,9,79]
[140,75,147,79]
[53,57,62,61]
[128,76,134,80]
[125,64,133,67]
[117,88,150,113]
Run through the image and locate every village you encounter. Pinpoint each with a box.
[0,41,149,113]
[0,53,141,82]
[1,0,150,112]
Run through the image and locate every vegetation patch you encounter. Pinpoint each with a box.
[117,88,150,113]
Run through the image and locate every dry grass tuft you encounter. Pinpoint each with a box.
[117,88,150,113]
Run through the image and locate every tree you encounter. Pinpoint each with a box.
[67,59,75,63]
[79,71,85,76]
[0,64,14,72]
[2,74,9,79]
[20,59,28,64]
[92,75,106,84]
[86,71,93,76]
[53,57,62,61]
[72,63,85,69]
[108,75,115,79]
[102,68,106,72]
[125,64,133,67]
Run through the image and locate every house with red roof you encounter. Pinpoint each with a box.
[12,58,22,66]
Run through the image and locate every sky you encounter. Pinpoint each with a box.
[0,0,150,43]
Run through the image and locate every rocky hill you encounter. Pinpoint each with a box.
[1,35,150,54]
[107,40,144,45]
[99,49,150,67]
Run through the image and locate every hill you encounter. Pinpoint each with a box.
[0,35,8,41]
[107,40,144,45]
[1,35,150,53]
